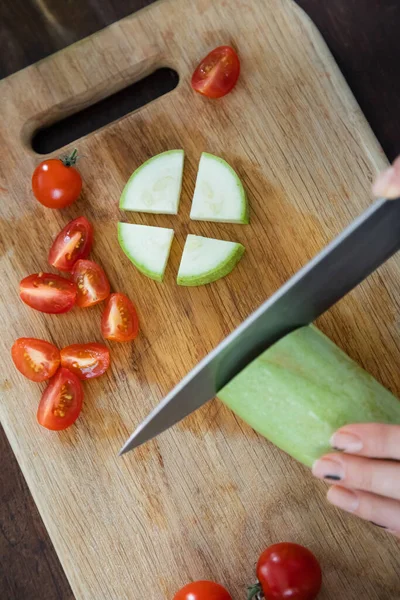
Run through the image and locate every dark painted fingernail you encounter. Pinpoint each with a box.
[312,459,344,481]
[370,521,388,529]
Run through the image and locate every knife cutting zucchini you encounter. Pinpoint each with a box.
[218,325,400,467]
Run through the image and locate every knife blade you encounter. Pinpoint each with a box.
[120,198,400,455]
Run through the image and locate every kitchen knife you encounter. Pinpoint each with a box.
[120,198,400,455]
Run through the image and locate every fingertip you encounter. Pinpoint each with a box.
[327,485,359,513]
[332,423,400,460]
[312,456,343,481]
[373,158,400,199]
[330,430,363,453]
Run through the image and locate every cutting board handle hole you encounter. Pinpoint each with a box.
[30,68,179,154]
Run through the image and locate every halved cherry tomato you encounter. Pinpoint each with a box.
[71,260,110,308]
[60,343,110,380]
[191,46,240,99]
[11,338,60,383]
[101,293,139,342]
[249,543,322,600]
[174,581,232,600]
[20,273,77,314]
[32,149,82,209]
[37,367,83,431]
[48,217,93,272]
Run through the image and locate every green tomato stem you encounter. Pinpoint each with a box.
[61,148,78,167]
[247,584,263,600]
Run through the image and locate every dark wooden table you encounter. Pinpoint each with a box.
[1,1,400,598]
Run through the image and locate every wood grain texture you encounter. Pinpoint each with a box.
[0,1,399,599]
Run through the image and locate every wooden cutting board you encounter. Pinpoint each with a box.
[1,0,399,598]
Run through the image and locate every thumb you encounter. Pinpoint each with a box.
[372,156,400,199]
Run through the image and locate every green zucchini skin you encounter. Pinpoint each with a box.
[218,326,400,467]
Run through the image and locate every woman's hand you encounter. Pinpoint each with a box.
[312,424,400,537]
[312,160,400,537]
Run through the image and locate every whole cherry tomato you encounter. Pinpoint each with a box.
[248,543,322,600]
[32,149,82,209]
[174,580,232,600]
[191,46,240,98]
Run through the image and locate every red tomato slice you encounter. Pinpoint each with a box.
[20,273,77,314]
[60,343,110,380]
[32,150,82,209]
[101,293,139,342]
[252,543,322,600]
[71,260,110,308]
[174,581,232,600]
[191,46,240,98]
[11,338,60,382]
[37,368,83,431]
[48,217,93,271]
